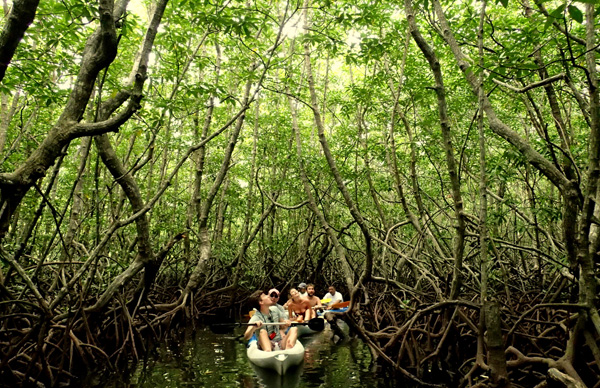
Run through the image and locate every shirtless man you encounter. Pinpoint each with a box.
[305,283,322,310]
[287,288,313,322]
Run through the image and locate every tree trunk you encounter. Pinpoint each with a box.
[214,177,229,243]
[288,88,354,291]
[0,89,20,155]
[79,0,170,312]
[182,78,252,300]
[485,302,510,387]
[576,1,600,340]
[0,0,142,241]
[0,0,40,82]
[405,0,466,300]
[302,1,374,298]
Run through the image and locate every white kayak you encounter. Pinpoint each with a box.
[246,335,304,375]
[296,323,321,337]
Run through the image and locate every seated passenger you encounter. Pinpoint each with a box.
[322,285,343,309]
[287,288,313,322]
[306,283,322,310]
[297,282,308,298]
[268,288,288,318]
[244,290,298,351]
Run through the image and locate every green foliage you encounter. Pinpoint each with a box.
[1,0,596,325]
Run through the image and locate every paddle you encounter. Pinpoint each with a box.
[210,317,325,334]
[328,301,349,310]
[313,300,350,310]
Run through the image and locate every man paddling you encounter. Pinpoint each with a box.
[322,285,343,309]
[244,290,298,351]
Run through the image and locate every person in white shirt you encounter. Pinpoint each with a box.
[322,285,343,309]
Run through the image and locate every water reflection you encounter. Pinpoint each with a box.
[101,325,407,388]
[250,363,303,388]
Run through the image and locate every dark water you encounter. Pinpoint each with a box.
[99,324,406,388]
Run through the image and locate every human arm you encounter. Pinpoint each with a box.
[311,297,324,312]
[303,300,312,320]
[326,293,343,309]
[243,317,263,340]
[278,312,291,329]
[313,299,322,317]
[288,304,294,320]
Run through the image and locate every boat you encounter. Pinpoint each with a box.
[296,323,321,337]
[246,334,305,375]
[296,306,350,336]
[250,359,303,388]
[317,306,348,316]
[316,301,350,317]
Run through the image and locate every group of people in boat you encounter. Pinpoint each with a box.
[243,283,344,352]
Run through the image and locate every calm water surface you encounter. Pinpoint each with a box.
[101,324,408,388]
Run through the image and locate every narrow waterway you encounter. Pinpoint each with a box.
[96,324,411,388]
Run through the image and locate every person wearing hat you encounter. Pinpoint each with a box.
[268,288,288,318]
[297,282,308,298]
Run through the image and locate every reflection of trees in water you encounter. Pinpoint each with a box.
[102,326,398,387]
[298,331,374,387]
[250,362,303,388]
[302,333,412,388]
[124,328,252,387]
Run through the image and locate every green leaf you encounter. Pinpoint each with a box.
[543,15,554,32]
[498,0,509,7]
[568,5,584,22]
[573,0,597,4]
[550,3,566,18]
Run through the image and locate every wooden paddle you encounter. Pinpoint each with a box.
[328,301,349,310]
[312,300,350,310]
[210,317,325,334]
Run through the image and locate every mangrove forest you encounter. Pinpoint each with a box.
[0,0,599,386]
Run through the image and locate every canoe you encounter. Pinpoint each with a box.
[296,323,321,337]
[317,306,348,316]
[246,335,304,375]
[249,360,303,388]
